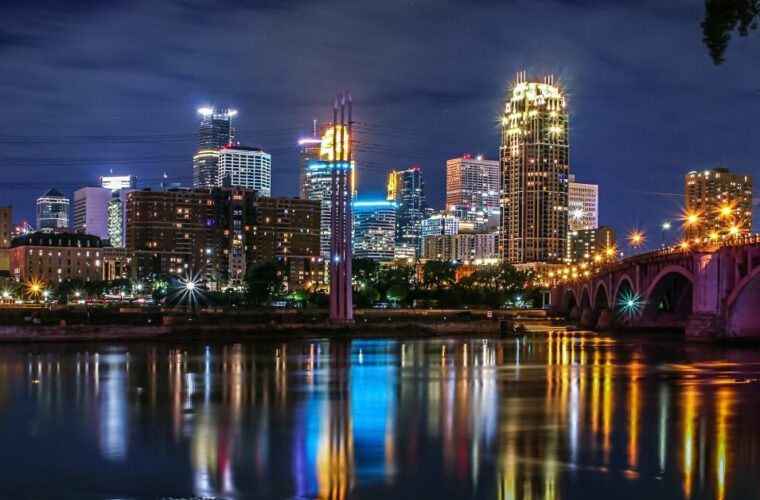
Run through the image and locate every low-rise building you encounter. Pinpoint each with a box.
[9,233,103,284]
[568,226,617,263]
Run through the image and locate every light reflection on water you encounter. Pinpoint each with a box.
[0,333,759,499]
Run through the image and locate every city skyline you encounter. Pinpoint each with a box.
[0,1,758,239]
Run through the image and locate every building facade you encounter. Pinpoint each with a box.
[353,201,396,261]
[126,188,322,290]
[101,175,137,190]
[500,72,569,264]
[217,145,272,196]
[568,226,616,263]
[421,212,460,237]
[685,167,753,240]
[0,207,11,272]
[73,187,132,245]
[446,155,499,212]
[422,232,499,263]
[568,175,599,231]
[193,107,236,189]
[387,167,426,258]
[36,188,69,231]
[126,189,223,283]
[9,233,103,283]
[298,136,322,199]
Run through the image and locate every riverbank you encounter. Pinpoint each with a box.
[0,319,513,343]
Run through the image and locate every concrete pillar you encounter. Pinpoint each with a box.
[687,249,726,339]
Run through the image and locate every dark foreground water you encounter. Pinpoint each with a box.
[1,333,759,499]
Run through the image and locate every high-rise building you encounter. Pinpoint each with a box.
[446,155,499,212]
[387,167,426,258]
[73,187,111,239]
[126,189,224,282]
[107,194,124,248]
[305,125,354,267]
[568,226,616,263]
[36,188,69,231]
[500,72,569,264]
[353,201,396,261]
[298,133,322,199]
[73,187,132,244]
[217,145,272,196]
[101,175,137,190]
[0,206,11,272]
[685,167,753,240]
[193,106,236,189]
[568,175,598,231]
[421,211,460,237]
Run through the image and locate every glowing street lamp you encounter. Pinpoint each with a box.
[728,225,740,238]
[661,221,672,247]
[628,229,645,255]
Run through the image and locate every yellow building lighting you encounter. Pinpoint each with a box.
[319,125,350,162]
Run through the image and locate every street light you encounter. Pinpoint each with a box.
[661,221,672,247]
[628,229,645,255]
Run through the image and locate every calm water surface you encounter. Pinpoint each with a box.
[1,333,759,499]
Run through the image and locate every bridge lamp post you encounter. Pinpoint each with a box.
[661,222,672,247]
[628,230,645,255]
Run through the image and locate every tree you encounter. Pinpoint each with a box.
[245,261,284,305]
[353,258,380,289]
[386,283,408,304]
[702,0,758,64]
[422,260,457,291]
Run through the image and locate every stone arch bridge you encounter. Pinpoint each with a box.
[550,237,760,339]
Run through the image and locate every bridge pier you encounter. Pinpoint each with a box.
[685,314,726,340]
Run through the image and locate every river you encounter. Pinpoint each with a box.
[0,332,759,499]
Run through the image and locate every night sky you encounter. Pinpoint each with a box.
[1,0,758,248]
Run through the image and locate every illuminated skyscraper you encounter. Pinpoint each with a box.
[305,125,354,269]
[101,175,137,190]
[568,175,598,231]
[217,145,272,196]
[353,201,396,261]
[193,106,236,189]
[107,194,124,247]
[36,188,69,231]
[446,155,499,212]
[298,122,322,199]
[387,167,426,258]
[685,167,753,240]
[500,72,569,263]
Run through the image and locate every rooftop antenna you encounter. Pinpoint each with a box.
[313,119,317,139]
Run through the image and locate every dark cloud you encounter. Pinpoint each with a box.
[0,0,758,238]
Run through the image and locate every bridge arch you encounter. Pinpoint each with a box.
[559,287,578,312]
[613,275,637,320]
[641,265,694,327]
[579,285,591,310]
[592,281,609,314]
[726,265,760,336]
[613,274,636,303]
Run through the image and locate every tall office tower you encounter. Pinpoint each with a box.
[685,167,753,240]
[353,200,396,261]
[217,145,272,196]
[298,124,322,199]
[421,212,460,237]
[446,155,500,212]
[500,72,569,263]
[36,188,70,231]
[387,167,426,257]
[568,175,598,231]
[73,187,111,239]
[101,175,137,190]
[193,106,236,188]
[73,187,132,243]
[305,125,354,267]
[107,194,124,247]
[0,206,11,272]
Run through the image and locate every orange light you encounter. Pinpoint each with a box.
[728,225,739,237]
[719,205,732,218]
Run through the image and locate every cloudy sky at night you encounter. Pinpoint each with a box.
[1,0,758,243]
